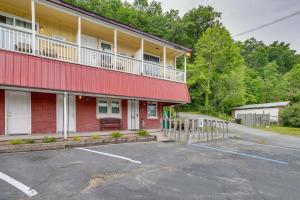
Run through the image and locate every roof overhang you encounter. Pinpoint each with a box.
[41,0,192,54]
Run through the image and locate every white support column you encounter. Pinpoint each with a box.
[63,92,68,140]
[174,57,177,69]
[163,46,166,78]
[184,55,187,83]
[141,38,144,74]
[31,0,36,54]
[77,16,81,63]
[169,106,172,133]
[114,29,117,69]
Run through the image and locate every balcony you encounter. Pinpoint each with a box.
[0,0,188,83]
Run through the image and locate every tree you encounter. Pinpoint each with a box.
[268,41,299,74]
[282,103,300,127]
[284,64,300,102]
[182,6,221,49]
[189,26,246,113]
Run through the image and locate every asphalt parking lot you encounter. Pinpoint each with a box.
[1,139,300,200]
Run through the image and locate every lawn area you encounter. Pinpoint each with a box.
[262,126,300,137]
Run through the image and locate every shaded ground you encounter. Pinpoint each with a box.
[0,138,300,200]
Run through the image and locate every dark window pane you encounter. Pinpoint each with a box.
[111,101,120,114]
[101,43,111,51]
[16,19,32,30]
[147,103,157,117]
[98,100,108,114]
[144,54,159,63]
[0,15,13,25]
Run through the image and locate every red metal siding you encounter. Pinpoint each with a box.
[76,96,100,132]
[0,50,190,103]
[0,90,4,134]
[31,93,56,134]
[139,101,163,129]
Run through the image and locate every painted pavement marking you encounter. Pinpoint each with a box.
[230,139,300,152]
[0,172,38,197]
[191,143,288,165]
[76,147,142,164]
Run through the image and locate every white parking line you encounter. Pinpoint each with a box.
[191,144,289,165]
[0,172,38,197]
[231,139,300,152]
[76,148,142,164]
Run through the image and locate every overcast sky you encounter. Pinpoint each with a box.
[125,0,300,52]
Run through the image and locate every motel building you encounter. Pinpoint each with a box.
[0,0,191,138]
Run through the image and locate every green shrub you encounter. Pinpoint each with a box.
[91,134,101,140]
[282,103,300,127]
[10,139,23,145]
[111,132,123,139]
[136,130,150,137]
[73,136,81,141]
[25,139,35,144]
[42,136,56,143]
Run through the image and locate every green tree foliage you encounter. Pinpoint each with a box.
[282,103,300,127]
[284,64,300,102]
[189,26,245,113]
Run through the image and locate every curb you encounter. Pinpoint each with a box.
[0,136,157,153]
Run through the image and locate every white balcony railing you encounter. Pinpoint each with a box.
[166,67,185,82]
[0,25,185,83]
[81,46,114,70]
[0,25,32,54]
[36,34,78,63]
[116,54,142,74]
[143,61,164,79]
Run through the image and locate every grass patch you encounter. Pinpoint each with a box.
[42,136,56,143]
[25,139,35,144]
[261,125,300,137]
[111,132,123,139]
[91,134,101,140]
[10,139,23,145]
[136,130,150,137]
[73,136,81,141]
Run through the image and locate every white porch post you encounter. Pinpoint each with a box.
[31,0,36,54]
[77,16,81,63]
[184,55,187,83]
[163,46,166,78]
[63,92,68,139]
[114,29,117,69]
[169,106,172,133]
[141,38,144,74]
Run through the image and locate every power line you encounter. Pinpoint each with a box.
[233,9,300,38]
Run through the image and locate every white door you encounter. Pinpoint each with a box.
[128,100,139,130]
[57,94,76,133]
[6,91,31,134]
[68,95,76,133]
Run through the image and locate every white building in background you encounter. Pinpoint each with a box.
[232,101,290,123]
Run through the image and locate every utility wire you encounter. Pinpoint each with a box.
[233,9,300,37]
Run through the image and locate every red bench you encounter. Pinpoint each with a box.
[100,118,121,131]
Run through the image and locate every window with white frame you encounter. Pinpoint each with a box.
[144,53,160,63]
[100,41,112,52]
[0,14,13,26]
[97,99,121,118]
[0,12,38,32]
[98,100,108,114]
[147,102,158,119]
